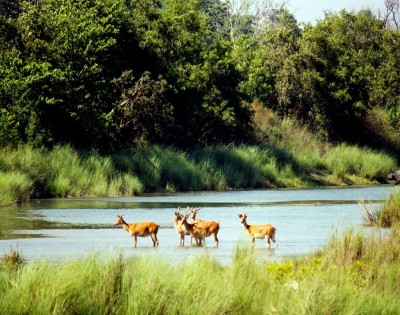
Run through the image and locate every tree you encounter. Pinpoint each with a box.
[108,71,174,146]
[0,0,135,148]
[382,0,400,29]
[234,8,302,116]
[299,10,387,142]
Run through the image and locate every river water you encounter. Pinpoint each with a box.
[0,185,398,264]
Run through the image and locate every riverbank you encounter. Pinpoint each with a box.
[0,144,397,207]
[1,226,399,314]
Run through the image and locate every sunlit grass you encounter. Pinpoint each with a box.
[360,191,400,228]
[0,171,32,205]
[324,144,395,185]
[1,225,400,314]
[379,192,400,227]
[0,141,397,206]
[0,248,24,271]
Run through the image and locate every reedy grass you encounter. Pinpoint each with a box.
[0,141,397,206]
[361,191,400,227]
[324,144,394,185]
[0,247,24,271]
[1,226,400,315]
[0,171,32,204]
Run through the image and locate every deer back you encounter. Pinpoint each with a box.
[129,222,159,236]
[194,220,220,237]
[248,224,275,238]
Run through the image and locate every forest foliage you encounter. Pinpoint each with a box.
[0,0,400,150]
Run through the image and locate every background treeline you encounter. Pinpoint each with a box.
[1,0,400,150]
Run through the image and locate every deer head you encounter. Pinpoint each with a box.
[114,214,125,226]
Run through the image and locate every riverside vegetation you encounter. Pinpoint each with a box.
[1,225,400,314]
[2,128,400,315]
[0,139,396,207]
[0,114,398,207]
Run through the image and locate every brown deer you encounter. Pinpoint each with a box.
[188,207,203,224]
[238,213,277,248]
[181,212,219,247]
[174,207,191,246]
[114,214,159,247]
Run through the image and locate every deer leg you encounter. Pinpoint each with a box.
[271,235,277,247]
[152,233,158,247]
[251,237,255,246]
[213,233,219,246]
[133,235,137,248]
[266,237,271,249]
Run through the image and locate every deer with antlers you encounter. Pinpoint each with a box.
[238,213,277,248]
[114,214,159,247]
[188,207,203,223]
[180,210,219,247]
[174,207,191,246]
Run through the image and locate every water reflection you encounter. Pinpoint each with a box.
[0,185,398,264]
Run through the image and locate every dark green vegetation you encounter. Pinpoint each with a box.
[1,226,400,314]
[1,0,400,150]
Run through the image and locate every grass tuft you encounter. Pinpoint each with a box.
[0,248,25,271]
[360,192,400,228]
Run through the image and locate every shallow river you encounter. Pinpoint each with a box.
[0,185,398,264]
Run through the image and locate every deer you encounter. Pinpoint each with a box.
[114,214,159,247]
[174,207,191,246]
[188,207,203,224]
[180,212,220,247]
[238,213,277,248]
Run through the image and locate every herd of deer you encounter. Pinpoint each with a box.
[114,207,277,249]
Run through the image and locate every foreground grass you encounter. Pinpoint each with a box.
[0,142,396,206]
[1,226,399,314]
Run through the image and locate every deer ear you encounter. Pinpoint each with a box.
[238,214,242,218]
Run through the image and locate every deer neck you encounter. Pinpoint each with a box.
[174,215,180,225]
[241,221,250,230]
[182,219,193,231]
[121,218,130,232]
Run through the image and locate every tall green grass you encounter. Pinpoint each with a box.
[361,191,400,227]
[1,226,400,314]
[0,142,397,206]
[324,144,393,184]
